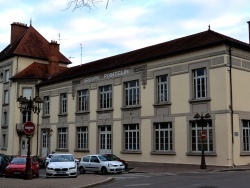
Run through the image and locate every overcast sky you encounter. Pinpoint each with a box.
[0,0,250,67]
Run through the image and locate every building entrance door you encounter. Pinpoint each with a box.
[99,126,112,154]
[41,131,49,157]
[20,135,28,156]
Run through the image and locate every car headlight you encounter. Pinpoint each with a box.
[69,166,76,170]
[108,163,115,167]
[5,166,9,170]
[47,167,53,170]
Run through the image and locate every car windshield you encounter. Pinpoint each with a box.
[104,155,119,161]
[51,155,74,162]
[98,155,108,161]
[11,158,26,164]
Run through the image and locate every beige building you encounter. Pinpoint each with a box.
[1,21,250,167]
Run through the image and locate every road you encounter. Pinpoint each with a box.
[96,170,250,188]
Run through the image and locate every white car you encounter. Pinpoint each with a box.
[45,153,53,167]
[78,154,125,174]
[46,154,78,178]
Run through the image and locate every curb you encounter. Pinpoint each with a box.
[77,177,114,188]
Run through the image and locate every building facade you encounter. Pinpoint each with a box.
[1,21,250,167]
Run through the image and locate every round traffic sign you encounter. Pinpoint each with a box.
[23,121,35,135]
[201,131,206,140]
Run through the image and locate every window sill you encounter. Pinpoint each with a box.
[75,111,90,115]
[74,149,90,152]
[42,115,50,118]
[96,108,114,112]
[55,149,69,152]
[240,152,250,156]
[58,113,68,117]
[186,152,217,156]
[153,102,172,107]
[189,97,211,104]
[2,103,9,106]
[121,105,142,110]
[1,148,7,151]
[151,151,176,155]
[1,124,8,128]
[120,150,142,154]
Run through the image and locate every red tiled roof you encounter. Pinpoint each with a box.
[38,29,250,86]
[0,25,71,64]
[11,62,67,80]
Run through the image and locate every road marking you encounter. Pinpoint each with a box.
[124,183,151,187]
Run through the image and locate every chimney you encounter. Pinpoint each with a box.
[48,40,60,75]
[11,22,28,44]
[248,21,250,44]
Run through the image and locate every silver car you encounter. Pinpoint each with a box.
[78,154,125,174]
[46,154,78,178]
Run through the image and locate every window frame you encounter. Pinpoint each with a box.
[99,85,112,109]
[58,128,68,149]
[242,120,250,152]
[124,124,140,151]
[60,93,67,114]
[4,90,9,104]
[43,96,50,116]
[154,122,173,152]
[77,89,89,112]
[193,68,207,99]
[4,69,10,83]
[124,80,140,107]
[157,75,168,103]
[190,120,213,153]
[76,127,88,150]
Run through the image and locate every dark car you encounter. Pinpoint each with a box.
[102,154,128,169]
[0,154,11,176]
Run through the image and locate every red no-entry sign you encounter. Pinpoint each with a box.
[23,121,35,135]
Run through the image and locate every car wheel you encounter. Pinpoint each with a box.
[36,172,39,177]
[79,166,85,174]
[0,169,2,176]
[101,167,108,175]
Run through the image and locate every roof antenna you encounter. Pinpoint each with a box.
[80,44,82,65]
[208,24,210,30]
[30,18,32,26]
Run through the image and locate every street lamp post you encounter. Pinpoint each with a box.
[17,96,43,180]
[194,112,211,169]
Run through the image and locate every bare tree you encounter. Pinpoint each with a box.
[65,0,111,10]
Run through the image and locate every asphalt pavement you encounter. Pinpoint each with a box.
[1,163,250,188]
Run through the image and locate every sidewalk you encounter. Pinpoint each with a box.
[1,163,250,188]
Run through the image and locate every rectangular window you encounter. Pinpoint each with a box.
[58,128,67,149]
[22,88,32,123]
[60,93,67,114]
[155,123,173,151]
[2,134,6,148]
[191,120,213,152]
[124,124,139,151]
[242,120,250,151]
[2,112,7,126]
[4,90,9,104]
[78,89,88,112]
[157,75,168,103]
[125,80,139,106]
[5,70,10,83]
[193,68,207,99]
[44,96,50,115]
[100,85,112,109]
[77,127,88,150]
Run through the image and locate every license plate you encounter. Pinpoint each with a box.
[13,172,21,174]
[57,171,66,174]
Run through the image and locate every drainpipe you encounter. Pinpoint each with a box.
[247,21,250,44]
[229,46,235,167]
